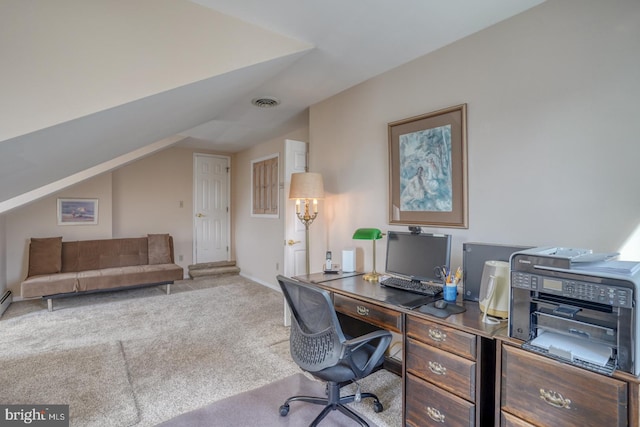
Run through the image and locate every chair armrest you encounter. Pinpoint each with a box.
[343,330,392,378]
[343,330,391,351]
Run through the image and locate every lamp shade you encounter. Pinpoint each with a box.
[352,228,383,240]
[289,172,324,199]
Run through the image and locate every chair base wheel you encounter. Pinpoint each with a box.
[279,404,290,416]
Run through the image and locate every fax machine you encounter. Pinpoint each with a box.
[509,247,640,376]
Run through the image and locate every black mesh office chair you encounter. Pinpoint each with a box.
[276,275,392,427]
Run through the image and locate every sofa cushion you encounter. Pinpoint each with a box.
[67,238,148,272]
[61,241,80,272]
[97,238,147,269]
[148,234,172,264]
[28,237,63,277]
[76,240,102,271]
[21,272,78,298]
[77,264,183,292]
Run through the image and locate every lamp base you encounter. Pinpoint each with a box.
[362,272,381,282]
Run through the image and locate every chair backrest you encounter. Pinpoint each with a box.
[277,275,347,372]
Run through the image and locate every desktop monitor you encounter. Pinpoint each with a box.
[385,231,451,284]
[462,242,532,301]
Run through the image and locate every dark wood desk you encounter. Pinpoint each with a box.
[297,273,640,426]
[296,272,506,426]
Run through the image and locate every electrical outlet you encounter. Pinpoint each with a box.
[276,262,279,271]
[179,200,184,208]
[178,255,183,262]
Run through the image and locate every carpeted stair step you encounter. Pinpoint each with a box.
[188,261,240,279]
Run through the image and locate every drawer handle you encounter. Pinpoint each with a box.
[426,406,445,423]
[539,388,572,409]
[428,328,447,342]
[428,361,447,376]
[356,305,370,316]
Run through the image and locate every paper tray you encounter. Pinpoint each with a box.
[528,331,612,367]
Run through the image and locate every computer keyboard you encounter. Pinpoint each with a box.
[380,276,443,296]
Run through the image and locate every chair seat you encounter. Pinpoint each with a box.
[311,342,382,383]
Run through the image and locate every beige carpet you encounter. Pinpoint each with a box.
[0,342,138,427]
[0,276,402,426]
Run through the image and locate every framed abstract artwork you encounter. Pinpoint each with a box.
[388,104,468,228]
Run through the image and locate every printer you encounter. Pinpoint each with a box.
[509,247,640,376]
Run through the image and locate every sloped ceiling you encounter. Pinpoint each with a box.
[0,0,545,213]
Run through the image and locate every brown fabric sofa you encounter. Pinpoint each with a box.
[21,234,184,311]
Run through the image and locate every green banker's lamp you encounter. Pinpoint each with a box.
[352,228,383,282]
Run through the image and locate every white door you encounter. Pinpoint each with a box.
[283,140,308,326]
[284,140,309,277]
[194,154,230,264]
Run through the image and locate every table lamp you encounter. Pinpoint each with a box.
[352,228,383,282]
[289,172,324,274]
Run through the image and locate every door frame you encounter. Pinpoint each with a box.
[192,153,231,265]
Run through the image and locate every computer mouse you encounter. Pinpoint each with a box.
[434,299,448,309]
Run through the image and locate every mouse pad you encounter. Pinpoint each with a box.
[418,302,467,318]
[385,294,436,309]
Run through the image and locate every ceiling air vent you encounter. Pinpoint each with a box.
[251,96,281,108]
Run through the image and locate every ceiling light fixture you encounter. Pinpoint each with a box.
[251,96,281,108]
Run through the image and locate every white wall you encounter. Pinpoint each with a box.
[233,127,309,288]
[0,214,6,295]
[308,0,640,274]
[112,147,216,273]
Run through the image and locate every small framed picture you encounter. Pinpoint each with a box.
[57,198,99,225]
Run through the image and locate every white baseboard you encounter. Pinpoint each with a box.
[239,273,289,326]
[239,273,280,293]
[9,294,28,302]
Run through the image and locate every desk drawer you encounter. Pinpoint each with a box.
[334,294,402,333]
[406,337,476,402]
[406,315,476,360]
[406,373,474,427]
[501,411,536,427]
[502,345,627,427]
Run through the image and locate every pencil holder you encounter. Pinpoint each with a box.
[443,284,457,302]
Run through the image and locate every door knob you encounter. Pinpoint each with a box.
[196,213,205,218]
[287,240,301,246]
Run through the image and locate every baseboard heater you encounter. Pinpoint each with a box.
[0,290,12,317]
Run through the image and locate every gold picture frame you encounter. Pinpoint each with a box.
[388,104,468,228]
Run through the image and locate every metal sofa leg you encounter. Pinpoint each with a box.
[47,298,53,312]
[166,283,171,295]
